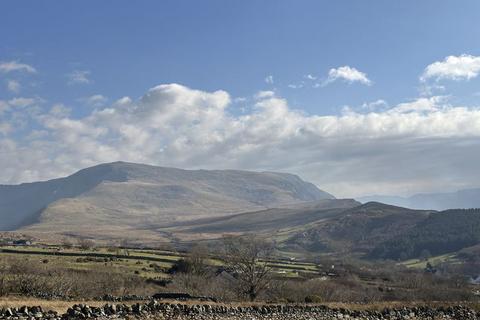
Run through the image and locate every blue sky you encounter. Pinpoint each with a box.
[3,1,480,113]
[2,1,480,197]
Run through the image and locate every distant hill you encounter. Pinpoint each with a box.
[369,208,480,260]
[0,162,334,238]
[269,202,480,260]
[280,202,431,255]
[358,188,480,210]
[169,201,480,261]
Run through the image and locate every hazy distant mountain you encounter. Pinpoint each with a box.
[0,162,334,235]
[358,188,480,210]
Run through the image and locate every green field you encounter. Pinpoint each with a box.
[401,253,460,269]
[0,245,320,279]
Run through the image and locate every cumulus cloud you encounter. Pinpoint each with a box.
[67,70,91,85]
[324,66,372,86]
[1,83,480,197]
[421,54,480,82]
[264,75,274,84]
[0,61,36,74]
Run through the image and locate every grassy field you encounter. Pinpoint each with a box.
[0,245,320,279]
[401,253,460,269]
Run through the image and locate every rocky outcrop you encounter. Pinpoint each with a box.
[1,300,479,320]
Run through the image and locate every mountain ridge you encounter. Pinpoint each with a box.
[0,161,334,233]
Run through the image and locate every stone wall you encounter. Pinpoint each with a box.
[1,300,479,319]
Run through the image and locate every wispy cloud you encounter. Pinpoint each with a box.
[264,75,274,84]
[8,97,37,108]
[287,83,304,89]
[323,66,372,86]
[0,61,36,74]
[67,70,91,85]
[84,94,108,107]
[6,80,21,93]
[360,99,388,111]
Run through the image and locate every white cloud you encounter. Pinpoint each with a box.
[0,123,12,136]
[0,61,36,74]
[287,83,304,89]
[8,97,37,108]
[254,90,275,99]
[67,70,91,85]
[421,54,480,82]
[0,100,8,114]
[49,104,71,117]
[84,94,108,107]
[7,80,21,93]
[324,66,372,86]
[2,84,480,197]
[264,75,274,84]
[390,96,446,113]
[304,74,317,80]
[361,99,388,111]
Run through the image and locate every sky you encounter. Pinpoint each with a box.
[1,1,480,198]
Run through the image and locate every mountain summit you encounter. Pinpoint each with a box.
[0,162,333,236]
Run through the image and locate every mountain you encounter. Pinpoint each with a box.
[0,162,334,239]
[358,188,480,210]
[3,163,478,261]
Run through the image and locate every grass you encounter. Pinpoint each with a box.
[401,253,460,269]
[0,252,170,280]
[0,245,321,279]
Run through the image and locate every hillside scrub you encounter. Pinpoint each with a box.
[0,255,155,298]
[370,209,480,260]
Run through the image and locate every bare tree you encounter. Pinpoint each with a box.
[77,238,95,250]
[62,238,74,249]
[222,234,273,301]
[186,243,210,275]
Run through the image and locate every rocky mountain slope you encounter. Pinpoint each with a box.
[0,162,333,237]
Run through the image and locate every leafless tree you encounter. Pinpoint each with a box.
[62,238,74,249]
[185,243,210,276]
[222,234,273,301]
[77,238,95,250]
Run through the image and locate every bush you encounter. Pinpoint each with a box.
[305,295,322,303]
